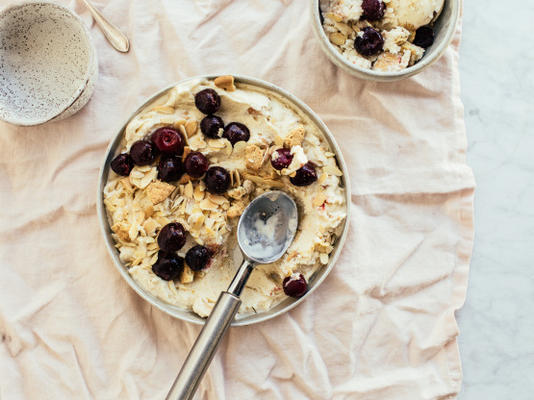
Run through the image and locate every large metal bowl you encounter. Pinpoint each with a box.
[96,75,351,326]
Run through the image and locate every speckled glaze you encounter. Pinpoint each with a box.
[0,1,98,126]
[311,0,460,82]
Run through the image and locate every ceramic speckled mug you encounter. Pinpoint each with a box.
[0,1,98,126]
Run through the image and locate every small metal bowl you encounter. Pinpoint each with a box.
[311,0,460,82]
[97,75,351,326]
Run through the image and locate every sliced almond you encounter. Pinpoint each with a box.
[143,218,158,236]
[180,265,195,284]
[207,138,226,149]
[329,32,347,46]
[324,164,343,176]
[207,193,228,205]
[199,197,219,211]
[150,105,175,114]
[185,120,198,137]
[241,172,285,189]
[184,181,193,198]
[172,119,187,128]
[193,184,205,201]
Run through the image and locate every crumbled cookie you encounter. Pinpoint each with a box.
[111,222,130,242]
[146,180,176,204]
[214,75,236,92]
[245,144,264,170]
[284,127,305,148]
[227,201,247,218]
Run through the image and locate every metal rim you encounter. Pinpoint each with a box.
[97,74,352,326]
[310,0,460,82]
[0,1,98,126]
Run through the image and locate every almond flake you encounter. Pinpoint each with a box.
[185,120,198,137]
[151,105,175,114]
[180,265,195,284]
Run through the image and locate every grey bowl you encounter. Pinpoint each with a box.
[311,0,460,81]
[96,75,351,326]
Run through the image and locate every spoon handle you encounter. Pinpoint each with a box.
[81,0,130,53]
[166,259,255,400]
[166,292,241,400]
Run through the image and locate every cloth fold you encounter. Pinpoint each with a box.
[0,0,474,398]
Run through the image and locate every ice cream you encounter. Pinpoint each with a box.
[321,0,445,72]
[103,77,347,318]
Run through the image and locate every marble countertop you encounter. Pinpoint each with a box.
[457,1,534,398]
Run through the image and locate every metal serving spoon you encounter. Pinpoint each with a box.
[81,0,130,53]
[166,191,299,400]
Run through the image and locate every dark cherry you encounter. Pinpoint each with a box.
[354,27,384,56]
[130,140,159,166]
[110,153,134,176]
[150,127,184,154]
[362,0,386,21]
[158,155,184,182]
[413,26,435,48]
[283,274,308,298]
[184,151,209,178]
[185,245,212,271]
[195,89,221,114]
[158,222,187,252]
[271,148,293,170]
[200,115,224,138]
[204,166,231,194]
[152,251,184,281]
[223,122,250,145]
[290,162,317,187]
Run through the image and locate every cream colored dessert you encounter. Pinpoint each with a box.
[321,0,444,71]
[103,76,346,318]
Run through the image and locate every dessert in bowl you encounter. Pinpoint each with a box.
[99,75,349,324]
[312,0,460,81]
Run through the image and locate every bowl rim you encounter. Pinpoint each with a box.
[0,0,98,126]
[310,0,460,82]
[96,74,352,327]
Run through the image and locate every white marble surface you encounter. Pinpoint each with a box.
[457,1,534,398]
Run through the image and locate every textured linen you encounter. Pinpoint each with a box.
[0,0,475,399]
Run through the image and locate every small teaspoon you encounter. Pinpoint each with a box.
[81,0,130,53]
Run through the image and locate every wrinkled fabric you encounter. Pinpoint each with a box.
[0,0,474,399]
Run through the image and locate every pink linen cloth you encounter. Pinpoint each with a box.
[0,0,475,399]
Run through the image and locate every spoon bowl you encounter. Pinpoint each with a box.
[238,191,298,264]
